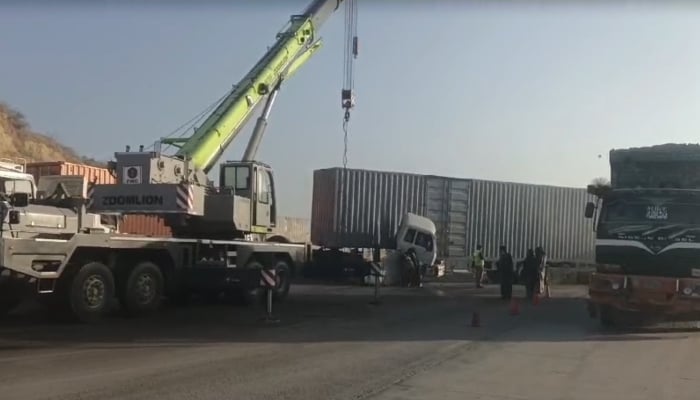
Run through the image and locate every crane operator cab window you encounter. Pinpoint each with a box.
[257,170,272,204]
[255,168,277,224]
[220,163,277,226]
[221,165,251,198]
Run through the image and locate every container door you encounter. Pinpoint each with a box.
[424,177,470,265]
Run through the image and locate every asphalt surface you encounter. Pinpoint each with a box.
[1,283,699,400]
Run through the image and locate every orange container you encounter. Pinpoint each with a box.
[26,161,115,185]
[27,161,172,237]
[120,214,173,237]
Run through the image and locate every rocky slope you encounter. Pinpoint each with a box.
[0,102,102,166]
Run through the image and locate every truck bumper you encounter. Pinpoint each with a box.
[588,273,700,321]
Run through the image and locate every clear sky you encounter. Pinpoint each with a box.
[1,1,699,218]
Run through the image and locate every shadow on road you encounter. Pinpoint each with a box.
[0,284,696,350]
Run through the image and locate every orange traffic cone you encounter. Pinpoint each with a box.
[509,298,520,316]
[471,311,481,327]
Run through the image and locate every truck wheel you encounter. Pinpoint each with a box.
[272,259,292,302]
[120,262,164,316]
[68,262,115,323]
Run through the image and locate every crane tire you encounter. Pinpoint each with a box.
[120,261,164,317]
[66,262,115,323]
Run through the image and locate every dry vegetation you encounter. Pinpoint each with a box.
[0,102,104,166]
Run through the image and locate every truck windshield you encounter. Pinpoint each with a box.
[1,178,33,198]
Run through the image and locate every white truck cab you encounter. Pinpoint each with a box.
[0,159,36,199]
[395,213,437,268]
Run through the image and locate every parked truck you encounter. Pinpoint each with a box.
[0,0,436,323]
[585,144,700,326]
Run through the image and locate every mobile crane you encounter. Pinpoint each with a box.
[0,0,435,323]
[0,0,346,323]
[90,0,344,238]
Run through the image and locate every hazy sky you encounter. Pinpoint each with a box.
[1,1,699,217]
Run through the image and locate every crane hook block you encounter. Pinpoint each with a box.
[341,89,355,110]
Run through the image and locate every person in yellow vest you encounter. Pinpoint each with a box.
[472,244,485,288]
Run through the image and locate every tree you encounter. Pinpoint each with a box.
[587,177,611,198]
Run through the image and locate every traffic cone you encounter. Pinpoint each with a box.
[471,311,481,327]
[509,298,520,316]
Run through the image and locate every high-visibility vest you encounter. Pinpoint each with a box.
[472,250,485,267]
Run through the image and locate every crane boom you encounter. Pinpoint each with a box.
[90,0,348,239]
[164,0,343,174]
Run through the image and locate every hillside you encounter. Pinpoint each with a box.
[0,102,103,166]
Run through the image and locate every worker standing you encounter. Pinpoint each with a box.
[521,249,539,300]
[472,244,485,288]
[496,245,514,300]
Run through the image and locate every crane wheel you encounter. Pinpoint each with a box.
[119,261,164,317]
[61,262,115,323]
[227,260,265,306]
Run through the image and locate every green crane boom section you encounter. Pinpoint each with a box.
[162,0,344,174]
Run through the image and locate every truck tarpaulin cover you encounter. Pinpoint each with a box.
[610,144,700,189]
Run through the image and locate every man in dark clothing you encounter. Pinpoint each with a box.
[496,245,514,300]
[522,249,539,300]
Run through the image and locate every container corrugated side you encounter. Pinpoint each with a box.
[26,161,115,185]
[119,214,172,237]
[466,180,596,263]
[311,167,425,248]
[271,216,310,243]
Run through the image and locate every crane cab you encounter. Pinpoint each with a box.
[218,160,278,232]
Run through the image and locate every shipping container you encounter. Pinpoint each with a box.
[271,216,310,243]
[116,214,309,240]
[465,179,596,265]
[119,214,173,237]
[311,167,596,267]
[25,162,174,237]
[26,161,115,185]
[311,168,425,248]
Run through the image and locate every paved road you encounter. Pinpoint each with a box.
[1,283,698,400]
